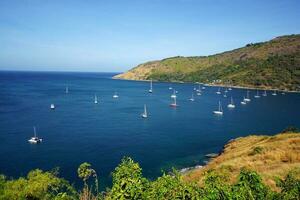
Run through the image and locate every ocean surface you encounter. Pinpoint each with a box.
[0,71,299,189]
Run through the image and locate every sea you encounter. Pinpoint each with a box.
[0,71,299,189]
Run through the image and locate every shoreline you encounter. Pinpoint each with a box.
[112,76,300,93]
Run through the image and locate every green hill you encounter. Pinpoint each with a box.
[114,34,300,91]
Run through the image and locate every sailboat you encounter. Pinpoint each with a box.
[244,91,251,102]
[228,87,232,91]
[262,90,267,97]
[171,89,177,98]
[149,80,153,93]
[28,126,42,144]
[224,88,228,93]
[216,87,221,94]
[272,90,277,96]
[65,86,69,94]
[113,92,119,98]
[241,96,247,105]
[213,101,223,115]
[254,90,260,98]
[170,96,178,107]
[169,86,173,90]
[227,97,235,108]
[141,104,148,118]
[189,93,195,101]
[94,94,98,104]
[50,104,55,110]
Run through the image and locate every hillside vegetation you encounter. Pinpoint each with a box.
[184,132,300,191]
[115,34,300,91]
[0,131,299,199]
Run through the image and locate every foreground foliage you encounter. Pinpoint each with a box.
[0,157,299,199]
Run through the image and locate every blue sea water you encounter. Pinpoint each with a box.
[0,71,299,189]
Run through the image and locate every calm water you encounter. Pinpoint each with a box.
[0,71,299,189]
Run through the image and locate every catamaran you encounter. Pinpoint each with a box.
[213,101,223,115]
[170,96,178,107]
[94,94,98,104]
[149,80,153,93]
[189,93,195,101]
[216,87,221,94]
[227,97,235,108]
[141,104,148,118]
[113,92,119,98]
[28,126,42,144]
[244,91,251,102]
[262,90,267,97]
[50,104,55,110]
[254,90,260,98]
[272,90,277,96]
[171,89,177,98]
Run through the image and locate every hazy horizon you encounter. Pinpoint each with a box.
[1,0,300,72]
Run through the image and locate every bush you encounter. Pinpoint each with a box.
[282,126,299,133]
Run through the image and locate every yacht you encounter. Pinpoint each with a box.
[28,126,42,144]
[254,90,260,98]
[170,96,178,107]
[113,92,119,98]
[50,104,55,110]
[244,91,251,102]
[94,94,98,104]
[141,104,148,118]
[213,101,223,115]
[227,97,235,108]
[149,80,153,93]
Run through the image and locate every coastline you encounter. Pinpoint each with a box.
[112,76,300,93]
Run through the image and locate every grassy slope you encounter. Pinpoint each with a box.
[115,34,300,91]
[183,132,300,191]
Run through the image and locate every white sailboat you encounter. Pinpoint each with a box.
[170,96,178,107]
[149,80,153,93]
[28,126,42,144]
[141,104,148,118]
[241,96,247,105]
[272,90,277,96]
[50,104,55,110]
[65,86,69,94]
[216,87,221,94]
[228,87,232,91]
[169,86,173,90]
[262,90,267,97]
[113,92,119,98]
[244,90,251,102]
[227,97,235,108]
[171,89,177,98]
[213,101,223,115]
[254,90,260,98]
[189,93,195,101]
[94,94,98,104]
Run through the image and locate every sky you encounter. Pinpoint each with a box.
[0,0,300,72]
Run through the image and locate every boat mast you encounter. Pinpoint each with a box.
[33,126,36,137]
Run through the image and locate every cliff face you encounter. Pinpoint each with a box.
[115,34,300,91]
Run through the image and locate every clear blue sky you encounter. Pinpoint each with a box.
[0,0,300,72]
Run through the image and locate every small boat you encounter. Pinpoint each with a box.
[244,91,251,102]
[65,86,69,94]
[189,93,195,101]
[50,104,55,110]
[171,89,177,98]
[94,94,98,104]
[213,101,223,115]
[141,104,148,118]
[228,87,232,91]
[169,86,173,90]
[254,90,260,98]
[149,80,153,93]
[227,97,235,108]
[113,92,119,98]
[216,87,221,94]
[281,92,285,95]
[196,92,201,96]
[28,126,42,144]
[262,90,267,97]
[170,96,178,107]
[272,90,277,96]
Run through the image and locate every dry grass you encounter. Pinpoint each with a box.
[184,132,300,191]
